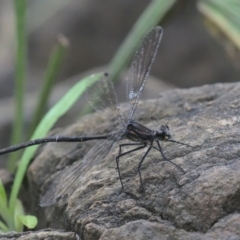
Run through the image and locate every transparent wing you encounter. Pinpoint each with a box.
[126,26,163,120]
[40,131,122,207]
[86,73,125,126]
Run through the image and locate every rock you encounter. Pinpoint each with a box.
[0,168,13,190]
[24,82,240,239]
[100,220,200,240]
[0,229,79,240]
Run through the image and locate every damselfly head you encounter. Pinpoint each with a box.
[156,125,171,141]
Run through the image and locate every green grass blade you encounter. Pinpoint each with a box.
[9,73,103,211]
[0,180,7,206]
[29,35,69,136]
[198,0,240,49]
[0,180,12,230]
[9,0,27,172]
[17,215,37,230]
[14,199,24,232]
[0,220,9,233]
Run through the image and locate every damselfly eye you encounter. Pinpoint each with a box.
[158,125,171,140]
[165,134,171,140]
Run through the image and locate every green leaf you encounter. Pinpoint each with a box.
[198,0,240,49]
[0,219,9,232]
[9,73,103,211]
[29,34,69,136]
[9,0,27,172]
[0,179,7,207]
[14,199,24,232]
[17,215,38,229]
[0,180,12,230]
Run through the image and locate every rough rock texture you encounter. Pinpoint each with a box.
[0,229,79,240]
[10,83,240,239]
[0,169,13,190]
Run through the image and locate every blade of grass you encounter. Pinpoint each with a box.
[17,215,37,230]
[9,0,27,172]
[0,179,7,206]
[9,73,103,213]
[0,180,12,230]
[14,200,25,232]
[0,220,9,233]
[29,34,69,136]
[198,0,240,49]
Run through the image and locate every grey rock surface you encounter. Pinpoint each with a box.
[0,229,79,240]
[23,82,240,239]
